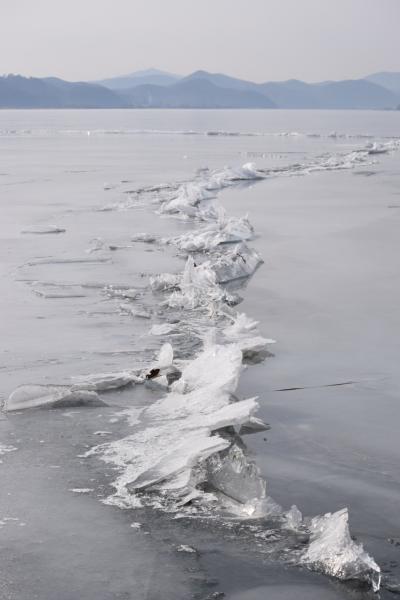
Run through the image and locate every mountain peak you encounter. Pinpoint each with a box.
[127,68,180,78]
[97,69,181,90]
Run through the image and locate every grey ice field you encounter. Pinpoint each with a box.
[0,109,399,600]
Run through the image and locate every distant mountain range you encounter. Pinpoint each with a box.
[0,75,124,108]
[1,69,400,109]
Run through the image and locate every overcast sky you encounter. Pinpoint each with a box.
[1,0,399,82]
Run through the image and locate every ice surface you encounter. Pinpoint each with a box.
[7,127,396,592]
[86,237,106,253]
[206,442,266,507]
[104,287,140,300]
[236,336,275,363]
[157,163,264,222]
[88,425,230,507]
[27,256,110,266]
[124,149,388,587]
[5,384,105,411]
[301,508,381,591]
[149,323,177,336]
[205,243,263,283]
[149,272,180,291]
[71,371,142,391]
[0,444,17,462]
[33,289,86,299]
[166,256,235,310]
[222,312,275,362]
[156,343,174,370]
[238,416,270,435]
[223,313,259,337]
[207,162,265,188]
[365,140,399,155]
[366,142,389,155]
[89,343,261,509]
[161,182,216,217]
[172,342,242,395]
[176,544,197,553]
[168,213,254,252]
[21,225,66,234]
[284,505,303,530]
[119,304,151,319]
[131,232,157,243]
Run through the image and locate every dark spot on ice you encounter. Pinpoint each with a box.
[146,368,160,380]
[166,370,182,385]
[389,538,400,547]
[353,170,378,177]
[275,380,357,392]
[51,396,108,409]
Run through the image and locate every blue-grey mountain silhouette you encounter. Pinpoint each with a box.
[365,72,400,97]
[1,70,399,109]
[121,77,275,108]
[97,68,180,90]
[0,75,125,108]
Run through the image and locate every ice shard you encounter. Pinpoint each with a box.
[5,384,104,411]
[301,508,381,591]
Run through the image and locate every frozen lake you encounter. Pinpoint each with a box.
[0,109,399,599]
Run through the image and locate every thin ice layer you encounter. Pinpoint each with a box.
[172,342,243,394]
[71,371,142,391]
[5,384,104,411]
[149,323,177,336]
[21,225,66,234]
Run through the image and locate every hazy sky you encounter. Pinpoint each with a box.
[1,0,399,82]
